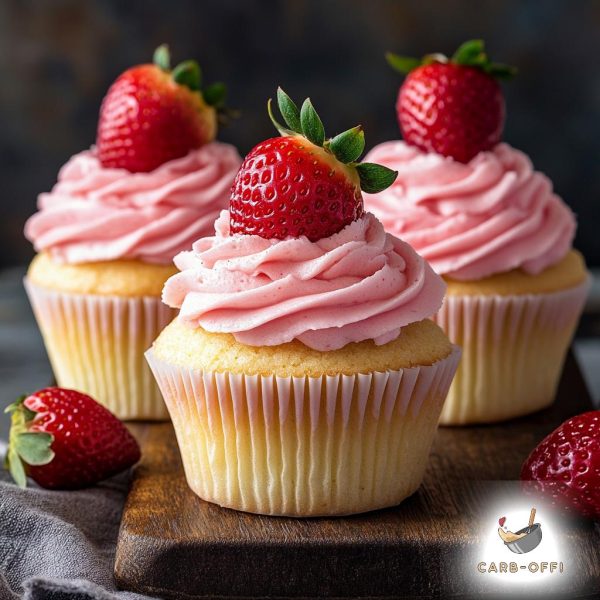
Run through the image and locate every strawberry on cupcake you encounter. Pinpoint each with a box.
[24,46,242,421]
[146,89,460,517]
[364,40,590,425]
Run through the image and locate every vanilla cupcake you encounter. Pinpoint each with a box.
[146,90,460,516]
[24,47,241,420]
[364,41,589,424]
[364,141,589,425]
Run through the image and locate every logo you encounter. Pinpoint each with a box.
[497,507,542,554]
[472,499,568,587]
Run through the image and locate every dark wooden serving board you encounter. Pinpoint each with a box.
[115,353,600,599]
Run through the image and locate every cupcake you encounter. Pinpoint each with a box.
[146,89,460,516]
[364,41,590,424]
[24,46,242,420]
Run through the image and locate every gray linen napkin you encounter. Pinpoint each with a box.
[0,441,152,600]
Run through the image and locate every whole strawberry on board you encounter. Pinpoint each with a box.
[4,388,141,489]
[521,411,600,520]
[97,44,227,173]
[386,39,517,163]
[229,87,397,241]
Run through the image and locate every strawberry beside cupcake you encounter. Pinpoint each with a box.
[24,46,242,420]
[364,40,590,424]
[146,90,461,516]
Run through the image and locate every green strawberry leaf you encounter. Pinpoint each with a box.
[356,163,398,194]
[300,99,325,147]
[277,87,301,134]
[203,82,227,108]
[7,448,26,488]
[267,98,295,136]
[15,432,54,466]
[452,39,485,66]
[172,60,202,91]
[486,62,518,79]
[4,395,26,414]
[386,52,422,74]
[4,393,45,487]
[153,44,171,71]
[329,126,365,164]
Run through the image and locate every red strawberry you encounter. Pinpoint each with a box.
[97,44,227,173]
[4,388,141,490]
[229,87,397,241]
[521,411,600,520]
[386,40,516,163]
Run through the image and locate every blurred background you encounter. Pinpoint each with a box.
[1,0,599,265]
[0,0,598,433]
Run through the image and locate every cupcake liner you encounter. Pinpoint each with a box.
[435,279,590,425]
[24,277,175,420]
[145,346,461,517]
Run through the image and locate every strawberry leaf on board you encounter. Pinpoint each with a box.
[300,99,325,147]
[153,44,171,71]
[172,60,202,91]
[385,52,422,74]
[203,82,227,108]
[15,432,54,466]
[329,126,365,164]
[277,87,302,134]
[356,163,398,194]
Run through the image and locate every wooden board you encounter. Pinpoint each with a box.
[115,353,600,599]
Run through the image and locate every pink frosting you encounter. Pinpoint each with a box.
[162,211,446,351]
[363,141,576,280]
[25,143,242,265]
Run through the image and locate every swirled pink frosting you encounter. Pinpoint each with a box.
[363,141,576,280]
[25,143,242,265]
[162,210,446,351]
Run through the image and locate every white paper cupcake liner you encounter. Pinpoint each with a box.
[434,279,590,425]
[146,346,460,517]
[24,277,175,420]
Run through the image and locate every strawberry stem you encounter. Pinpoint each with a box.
[386,39,517,80]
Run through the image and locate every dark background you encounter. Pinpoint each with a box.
[1,0,599,267]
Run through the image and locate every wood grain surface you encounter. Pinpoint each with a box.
[115,353,600,599]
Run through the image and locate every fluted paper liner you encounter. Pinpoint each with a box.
[146,346,460,517]
[435,279,590,425]
[24,278,175,420]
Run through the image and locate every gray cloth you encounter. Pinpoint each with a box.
[0,440,152,600]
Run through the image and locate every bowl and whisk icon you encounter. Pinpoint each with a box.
[497,508,542,554]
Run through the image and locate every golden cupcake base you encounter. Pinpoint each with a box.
[146,322,460,516]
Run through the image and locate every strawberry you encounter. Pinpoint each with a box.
[229,87,397,241]
[4,388,141,490]
[386,40,516,163]
[521,411,600,520]
[97,44,227,173]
